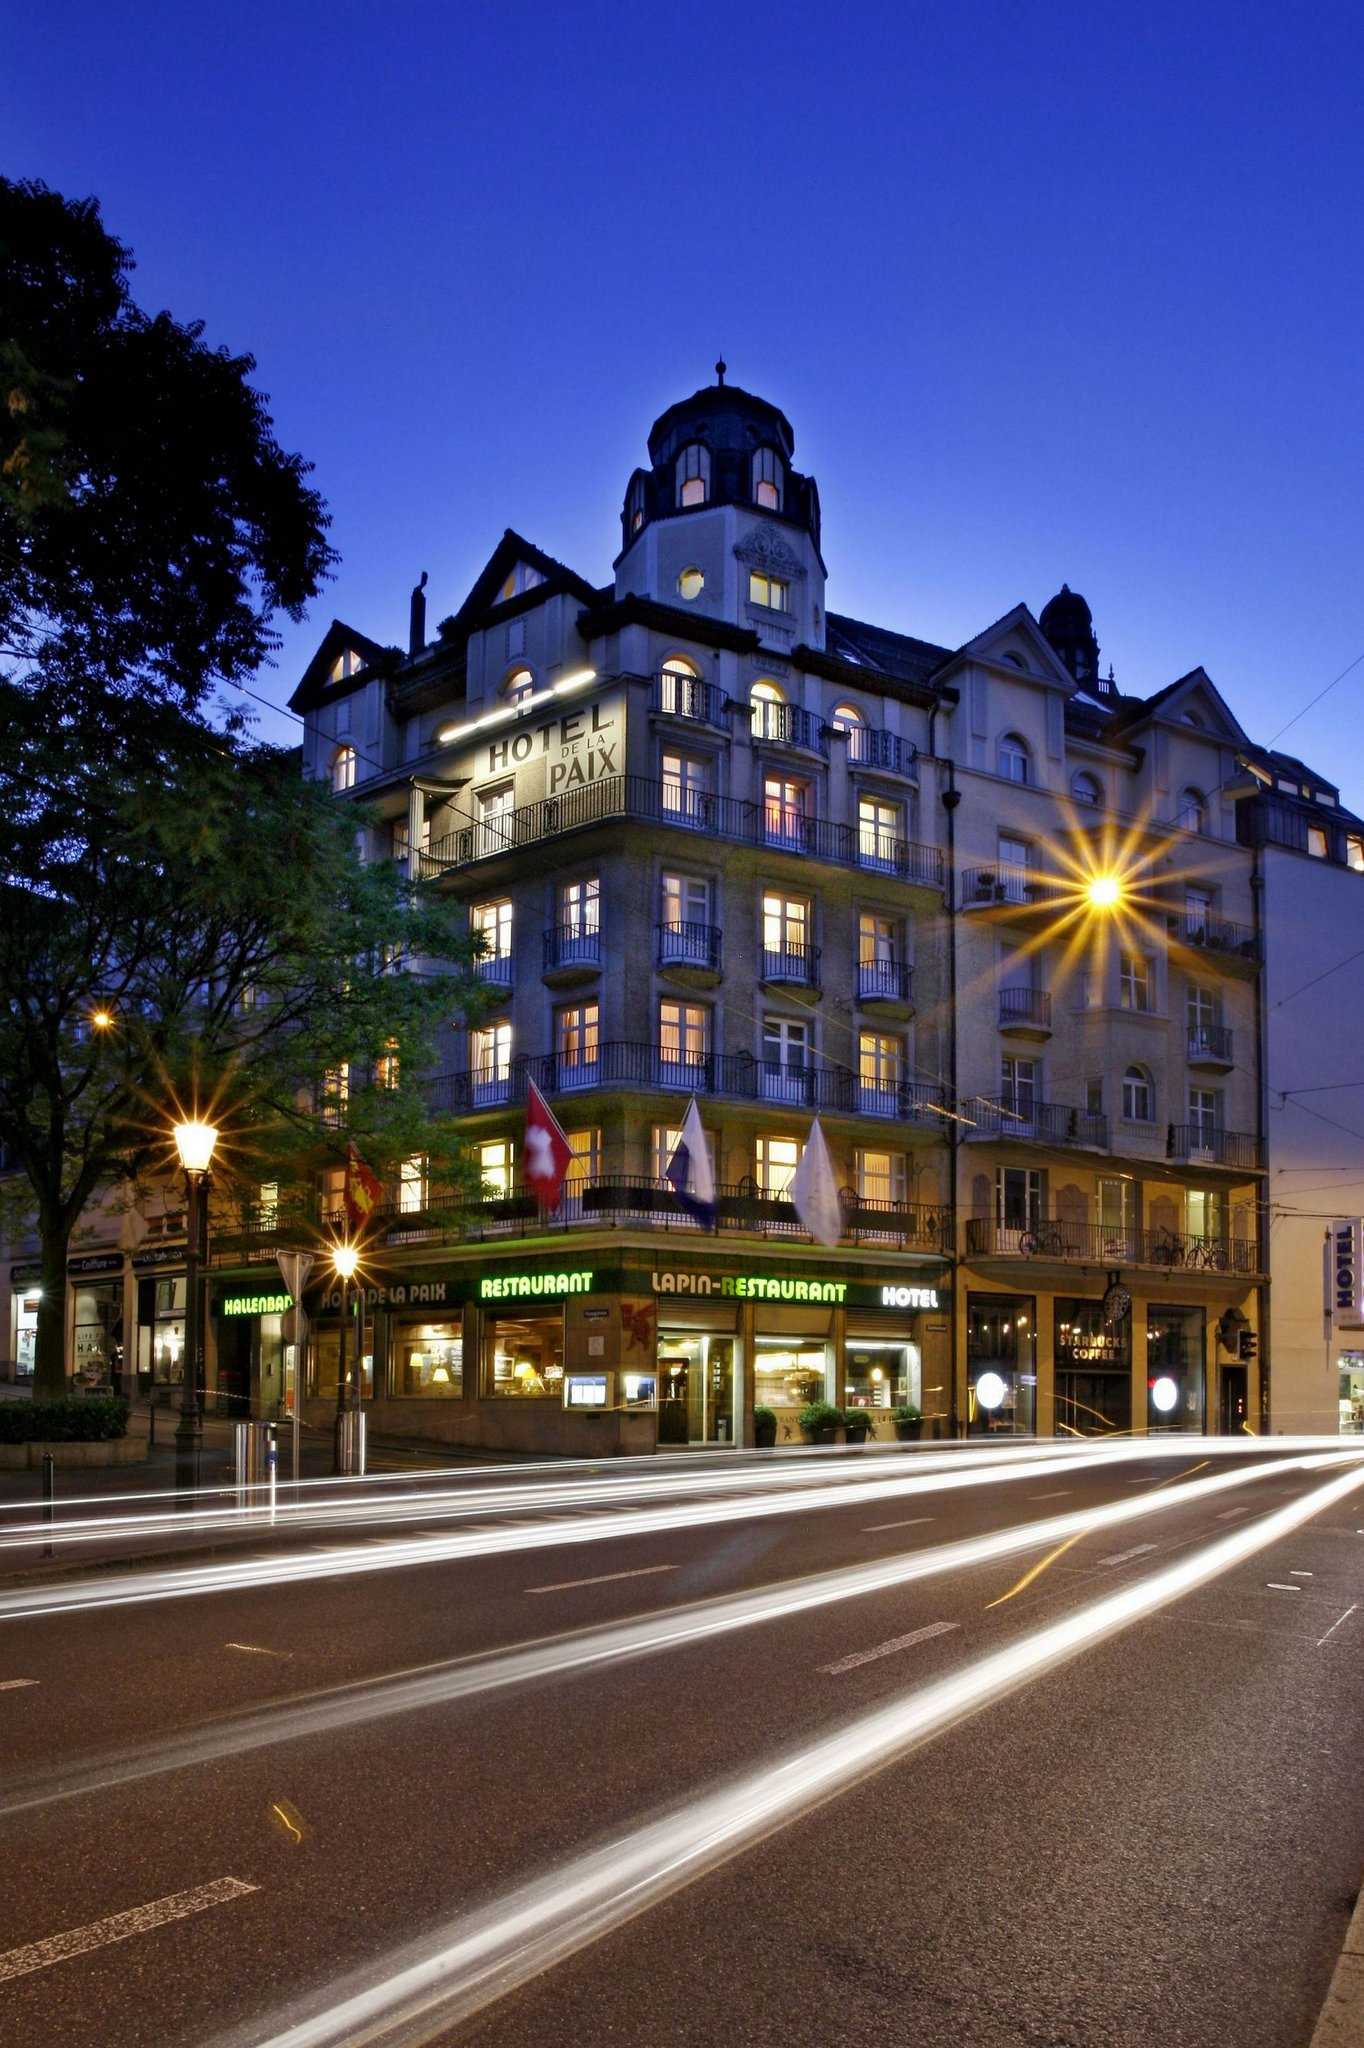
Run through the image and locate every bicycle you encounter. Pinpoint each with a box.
[1018,1224,1068,1258]
[1150,1228,1186,1269]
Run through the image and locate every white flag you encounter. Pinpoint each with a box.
[789,1116,842,1246]
[665,1095,716,1220]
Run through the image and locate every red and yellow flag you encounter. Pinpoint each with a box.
[344,1142,383,1230]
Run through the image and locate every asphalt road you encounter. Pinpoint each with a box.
[0,1438,1362,2048]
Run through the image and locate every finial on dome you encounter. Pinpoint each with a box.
[715,357,727,386]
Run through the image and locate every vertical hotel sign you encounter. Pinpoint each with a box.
[1327,1219,1363,1330]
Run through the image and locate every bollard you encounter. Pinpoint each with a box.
[266,1422,278,1524]
[41,1451,54,1559]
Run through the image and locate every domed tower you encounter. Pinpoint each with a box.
[616,363,827,647]
[1039,584,1100,685]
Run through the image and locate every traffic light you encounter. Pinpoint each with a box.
[1238,1328,1259,1362]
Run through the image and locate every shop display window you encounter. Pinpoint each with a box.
[967,1294,1036,1435]
[138,1276,186,1387]
[1055,1298,1131,1436]
[393,1320,463,1397]
[658,1331,734,1443]
[485,1311,564,1398]
[753,1336,830,1441]
[11,1288,40,1378]
[72,1281,123,1391]
[844,1336,919,1413]
[311,1328,374,1400]
[1146,1305,1205,1431]
[1340,1354,1364,1435]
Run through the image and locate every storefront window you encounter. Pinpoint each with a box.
[72,1281,123,1392]
[1055,1298,1130,1435]
[967,1294,1035,1434]
[844,1332,919,1415]
[657,1331,735,1443]
[311,1327,374,1401]
[1147,1304,1204,1431]
[1340,1353,1364,1435]
[754,1333,831,1442]
[484,1311,563,1398]
[11,1287,40,1378]
[139,1277,186,1387]
[394,1319,464,1397]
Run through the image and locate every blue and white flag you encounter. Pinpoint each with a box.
[665,1096,716,1224]
[789,1116,842,1246]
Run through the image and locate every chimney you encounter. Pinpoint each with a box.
[408,571,429,658]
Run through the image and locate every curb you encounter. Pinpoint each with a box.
[1310,1883,1364,2046]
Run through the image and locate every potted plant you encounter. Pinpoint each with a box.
[890,1403,923,1442]
[799,1399,843,1446]
[753,1405,777,1449]
[842,1407,873,1445]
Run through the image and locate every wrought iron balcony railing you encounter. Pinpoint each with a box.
[650,673,728,729]
[998,988,1052,1030]
[969,1096,1110,1148]
[1166,1124,1263,1170]
[1167,911,1261,964]
[542,924,602,972]
[657,920,722,971]
[749,700,828,756]
[471,951,514,987]
[1187,1024,1234,1063]
[845,727,917,776]
[965,1215,1260,1273]
[857,957,913,1004]
[760,943,820,987]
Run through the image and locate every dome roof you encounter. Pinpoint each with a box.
[1039,584,1093,637]
[646,365,794,465]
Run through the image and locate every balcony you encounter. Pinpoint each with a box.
[1166,1124,1263,1171]
[857,957,914,1011]
[965,1216,1260,1275]
[960,864,1058,912]
[749,701,828,757]
[421,774,943,890]
[969,1096,1109,1149]
[1187,1024,1234,1071]
[760,942,820,989]
[472,951,514,990]
[650,674,728,731]
[469,1065,514,1109]
[657,920,722,982]
[1166,910,1261,968]
[542,924,602,983]
[998,988,1052,1039]
[845,727,917,778]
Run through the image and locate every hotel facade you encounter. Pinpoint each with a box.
[6,372,1362,1448]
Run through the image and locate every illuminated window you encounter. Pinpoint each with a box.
[857,793,902,870]
[855,1149,906,1205]
[652,1122,714,1182]
[676,442,710,508]
[762,892,809,956]
[330,745,357,793]
[762,771,808,847]
[676,567,704,601]
[998,733,1031,784]
[660,749,712,823]
[752,447,784,510]
[320,1066,349,1125]
[1178,787,1208,833]
[658,999,709,1069]
[471,898,512,963]
[564,1129,601,1187]
[399,1157,427,1212]
[659,656,701,714]
[257,1182,279,1228]
[329,648,365,683]
[374,1038,400,1090]
[1348,835,1364,873]
[556,1003,599,1079]
[1307,825,1328,858]
[1070,771,1102,806]
[479,1138,514,1195]
[858,1032,901,1113]
[831,703,864,734]
[470,1022,512,1092]
[749,678,786,738]
[496,563,543,604]
[1122,1065,1154,1122]
[627,478,646,535]
[503,667,534,707]
[755,1134,801,1196]
[748,570,789,612]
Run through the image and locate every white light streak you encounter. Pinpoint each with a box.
[223,1459,1364,2048]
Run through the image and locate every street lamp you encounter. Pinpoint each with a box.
[172,1118,219,1502]
[331,1241,360,1475]
[1086,874,1123,910]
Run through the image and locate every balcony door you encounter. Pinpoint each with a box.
[761,1015,810,1103]
[476,782,515,856]
[995,1166,1042,1252]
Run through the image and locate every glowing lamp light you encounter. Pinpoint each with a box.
[1086,874,1123,910]
[91,1009,113,1031]
[331,1243,361,1282]
[974,1370,1007,1411]
[1151,1375,1179,1414]
[172,1120,219,1174]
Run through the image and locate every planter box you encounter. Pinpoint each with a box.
[0,1436,142,1470]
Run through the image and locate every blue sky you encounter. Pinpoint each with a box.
[13,0,1364,795]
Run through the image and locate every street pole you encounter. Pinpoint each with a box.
[175,1166,204,1503]
[333,1271,349,1475]
[352,1282,365,1476]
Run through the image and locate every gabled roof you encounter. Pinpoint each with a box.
[287,620,395,713]
[932,602,1078,691]
[1104,665,1247,745]
[435,528,599,643]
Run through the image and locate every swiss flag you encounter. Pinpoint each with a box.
[523,1081,573,1211]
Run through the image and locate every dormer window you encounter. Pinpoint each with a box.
[496,562,544,604]
[752,448,784,511]
[831,704,863,733]
[627,477,646,535]
[503,668,534,708]
[676,443,711,508]
[330,744,357,793]
[329,648,365,684]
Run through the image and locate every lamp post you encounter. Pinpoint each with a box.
[331,1242,360,1474]
[172,1119,219,1504]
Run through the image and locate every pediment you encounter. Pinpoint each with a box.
[946,604,1076,690]
[733,526,806,580]
[1124,667,1247,745]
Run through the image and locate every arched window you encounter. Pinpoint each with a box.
[749,678,786,740]
[1121,1065,1154,1122]
[331,744,357,793]
[627,477,646,535]
[998,733,1031,784]
[1070,770,1102,807]
[1178,787,1208,833]
[752,447,784,511]
[676,443,711,508]
[659,656,701,717]
[831,703,864,733]
[503,668,534,708]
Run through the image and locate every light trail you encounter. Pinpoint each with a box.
[2,1449,1355,1821]
[0,1441,1317,1624]
[220,1456,1364,2048]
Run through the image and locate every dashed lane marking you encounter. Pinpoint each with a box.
[1290,1569,1314,1578]
[225,1643,292,1660]
[1266,1583,1302,1592]
[821,1620,959,1675]
[0,1878,258,1984]
[862,1517,934,1532]
[0,1679,38,1692]
[1217,1507,1251,1519]
[526,1565,676,1595]
[1318,1603,1358,1647]
[1029,1491,1071,1500]
[1097,1543,1158,1568]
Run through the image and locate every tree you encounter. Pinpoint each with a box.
[1,176,333,717]
[0,704,488,1396]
